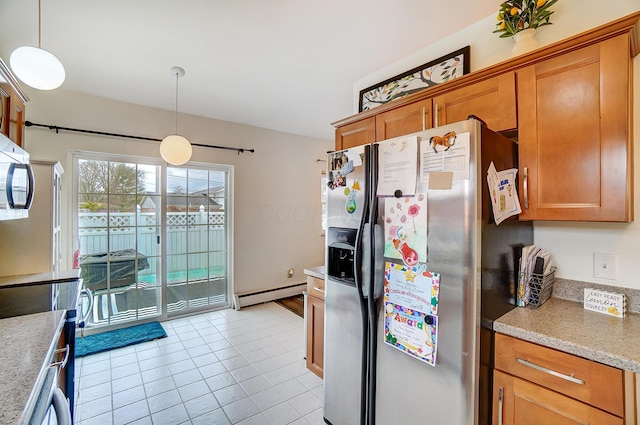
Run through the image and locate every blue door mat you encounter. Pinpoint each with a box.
[76,321,167,357]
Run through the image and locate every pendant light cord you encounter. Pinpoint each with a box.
[174,70,179,134]
[38,0,42,48]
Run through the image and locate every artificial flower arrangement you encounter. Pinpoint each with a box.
[494,0,558,38]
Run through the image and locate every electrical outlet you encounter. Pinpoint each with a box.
[594,253,616,279]
[287,268,294,278]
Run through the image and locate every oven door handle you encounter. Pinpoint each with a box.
[78,287,93,328]
[51,387,72,425]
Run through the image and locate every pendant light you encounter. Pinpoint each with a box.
[160,66,192,166]
[10,0,65,90]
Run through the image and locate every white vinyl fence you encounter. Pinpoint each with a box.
[79,206,226,277]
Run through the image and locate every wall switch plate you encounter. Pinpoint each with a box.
[287,268,294,278]
[594,253,616,279]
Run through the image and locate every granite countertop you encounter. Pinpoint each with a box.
[494,297,640,373]
[303,266,325,280]
[0,269,81,289]
[0,310,66,425]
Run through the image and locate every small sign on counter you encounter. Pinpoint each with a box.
[584,288,626,318]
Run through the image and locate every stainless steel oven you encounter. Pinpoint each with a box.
[0,271,88,423]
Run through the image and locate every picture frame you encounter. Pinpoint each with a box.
[359,46,470,112]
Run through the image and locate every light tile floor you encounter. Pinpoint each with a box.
[75,302,324,425]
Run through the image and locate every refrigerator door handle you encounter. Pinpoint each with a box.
[353,145,371,425]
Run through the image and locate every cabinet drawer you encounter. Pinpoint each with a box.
[493,370,623,425]
[307,276,325,300]
[495,333,624,417]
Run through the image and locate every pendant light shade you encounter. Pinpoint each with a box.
[160,134,192,165]
[160,66,192,166]
[10,0,65,90]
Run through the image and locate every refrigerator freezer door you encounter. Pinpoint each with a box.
[326,146,367,230]
[323,277,365,425]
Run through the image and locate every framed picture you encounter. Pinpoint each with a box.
[359,46,470,112]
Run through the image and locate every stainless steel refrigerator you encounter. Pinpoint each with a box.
[323,118,533,425]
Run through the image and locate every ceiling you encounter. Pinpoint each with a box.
[0,1,497,141]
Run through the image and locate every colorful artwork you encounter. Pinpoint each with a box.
[384,303,438,366]
[384,195,427,264]
[344,180,360,221]
[359,46,470,112]
[383,262,440,366]
[384,262,440,315]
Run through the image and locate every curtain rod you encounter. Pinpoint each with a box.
[25,121,255,154]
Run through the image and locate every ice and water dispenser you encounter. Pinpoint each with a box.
[327,227,356,283]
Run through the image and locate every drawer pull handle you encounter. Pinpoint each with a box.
[313,286,325,293]
[498,387,504,425]
[516,357,585,385]
[523,167,529,209]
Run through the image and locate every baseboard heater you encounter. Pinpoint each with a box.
[233,282,306,310]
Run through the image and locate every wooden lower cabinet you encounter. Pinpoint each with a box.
[305,292,324,378]
[493,370,622,425]
[493,333,630,425]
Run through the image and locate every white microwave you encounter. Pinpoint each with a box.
[0,133,34,220]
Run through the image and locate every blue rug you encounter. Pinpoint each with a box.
[76,322,167,357]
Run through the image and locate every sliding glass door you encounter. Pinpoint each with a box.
[76,159,162,327]
[75,154,231,329]
[166,166,230,316]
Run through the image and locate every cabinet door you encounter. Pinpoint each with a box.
[493,370,622,425]
[432,72,517,132]
[306,294,324,378]
[9,91,25,147]
[0,85,9,137]
[517,34,632,222]
[375,98,432,141]
[335,117,375,150]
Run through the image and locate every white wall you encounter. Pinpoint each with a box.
[23,89,333,296]
[354,0,640,290]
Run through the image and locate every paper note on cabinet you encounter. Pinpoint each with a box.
[487,162,522,225]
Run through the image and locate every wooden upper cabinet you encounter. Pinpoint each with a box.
[517,34,633,222]
[9,92,25,148]
[0,86,9,138]
[432,72,517,132]
[0,58,28,147]
[375,98,432,141]
[335,117,375,151]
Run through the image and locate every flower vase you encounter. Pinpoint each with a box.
[512,28,539,57]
